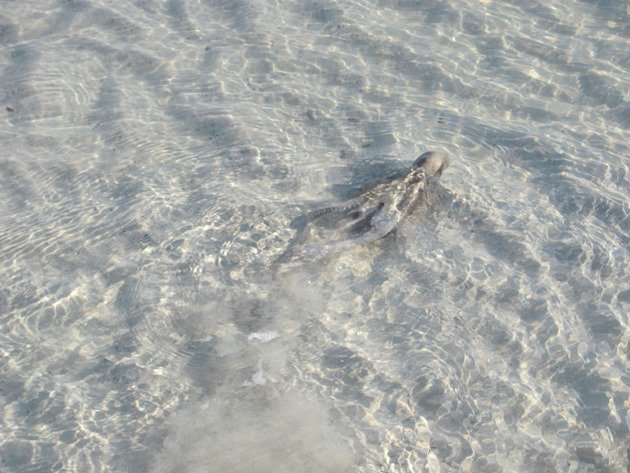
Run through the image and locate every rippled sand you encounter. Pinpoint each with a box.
[0,0,628,472]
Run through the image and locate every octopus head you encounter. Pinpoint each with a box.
[413,151,450,177]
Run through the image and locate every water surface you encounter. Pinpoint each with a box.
[0,0,628,471]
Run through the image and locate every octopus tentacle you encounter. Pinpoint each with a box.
[305,197,364,222]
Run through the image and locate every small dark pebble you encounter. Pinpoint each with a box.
[347,117,359,123]
[6,106,14,112]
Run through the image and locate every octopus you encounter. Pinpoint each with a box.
[278,150,450,269]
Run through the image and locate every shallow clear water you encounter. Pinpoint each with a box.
[0,1,628,472]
